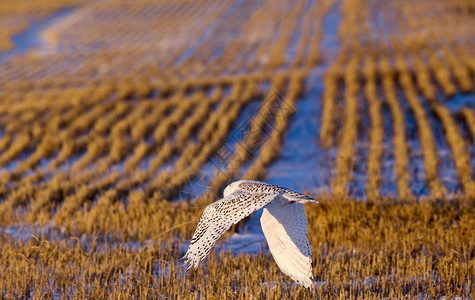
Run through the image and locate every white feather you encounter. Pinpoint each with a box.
[183,190,280,269]
[261,195,314,288]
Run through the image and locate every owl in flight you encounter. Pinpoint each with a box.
[183,180,317,288]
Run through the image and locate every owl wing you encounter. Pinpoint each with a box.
[183,190,280,269]
[261,197,314,288]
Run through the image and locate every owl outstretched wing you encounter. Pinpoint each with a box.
[183,190,280,269]
[261,196,314,288]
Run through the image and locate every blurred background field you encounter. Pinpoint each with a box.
[0,0,474,298]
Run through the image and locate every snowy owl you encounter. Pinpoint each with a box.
[183,180,318,288]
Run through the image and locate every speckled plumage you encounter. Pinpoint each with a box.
[183,180,318,288]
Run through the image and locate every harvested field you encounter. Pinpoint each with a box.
[0,0,474,298]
